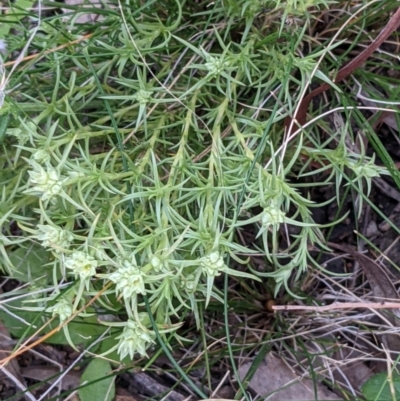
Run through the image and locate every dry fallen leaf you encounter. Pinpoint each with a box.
[331,347,374,391]
[21,365,80,391]
[122,371,186,401]
[328,242,400,354]
[238,353,342,401]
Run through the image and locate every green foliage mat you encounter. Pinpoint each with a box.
[0,0,395,367]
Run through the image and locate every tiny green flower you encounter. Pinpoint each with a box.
[200,251,226,276]
[26,161,64,201]
[242,0,264,17]
[108,259,146,299]
[35,224,74,251]
[7,128,29,146]
[135,89,153,105]
[117,317,155,359]
[150,255,163,272]
[204,55,231,76]
[47,297,73,323]
[32,149,51,164]
[65,251,97,281]
[350,160,380,180]
[262,203,286,228]
[180,274,196,293]
[7,122,34,145]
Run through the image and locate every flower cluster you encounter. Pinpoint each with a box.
[180,273,196,293]
[261,202,286,229]
[65,251,97,281]
[205,55,229,76]
[35,224,74,252]
[47,297,73,323]
[107,259,146,299]
[135,89,153,105]
[150,255,164,272]
[25,162,64,201]
[117,317,155,359]
[8,127,29,145]
[348,156,383,186]
[31,149,51,164]
[200,251,226,276]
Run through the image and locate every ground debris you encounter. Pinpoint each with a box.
[239,353,342,401]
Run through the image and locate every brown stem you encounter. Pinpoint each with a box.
[286,7,400,134]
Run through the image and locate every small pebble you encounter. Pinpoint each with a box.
[366,220,378,238]
[215,384,235,399]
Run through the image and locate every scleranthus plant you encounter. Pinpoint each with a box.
[34,224,74,252]
[24,161,65,202]
[0,0,391,362]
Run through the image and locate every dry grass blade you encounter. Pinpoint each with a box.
[328,242,400,355]
[0,0,42,108]
[273,302,400,312]
[0,282,112,367]
[0,286,36,401]
[327,243,399,302]
[285,3,400,135]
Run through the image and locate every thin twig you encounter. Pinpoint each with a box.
[273,302,400,313]
[0,366,37,401]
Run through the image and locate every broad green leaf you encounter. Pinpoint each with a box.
[362,372,400,401]
[97,337,122,363]
[8,245,52,285]
[46,316,109,346]
[0,297,38,339]
[0,296,108,346]
[79,358,115,401]
[0,0,36,39]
